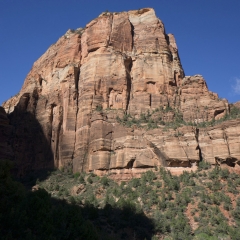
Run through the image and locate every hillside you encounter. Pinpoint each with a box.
[1,160,240,239]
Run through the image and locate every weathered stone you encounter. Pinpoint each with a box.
[71,184,85,195]
[180,75,228,122]
[110,12,133,53]
[2,8,240,176]
[198,120,240,166]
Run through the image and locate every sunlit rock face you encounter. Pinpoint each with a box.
[2,8,239,176]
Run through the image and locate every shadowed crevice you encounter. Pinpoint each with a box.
[195,128,203,163]
[130,22,135,50]
[124,57,133,112]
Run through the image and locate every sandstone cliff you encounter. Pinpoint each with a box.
[2,8,240,175]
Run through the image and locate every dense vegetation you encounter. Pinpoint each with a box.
[2,159,240,239]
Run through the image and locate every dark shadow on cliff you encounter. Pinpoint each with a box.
[6,92,55,188]
[0,160,155,240]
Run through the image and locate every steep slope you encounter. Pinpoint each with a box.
[2,8,240,176]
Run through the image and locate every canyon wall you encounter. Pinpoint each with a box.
[0,107,13,161]
[2,8,240,175]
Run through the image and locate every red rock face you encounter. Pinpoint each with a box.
[2,8,239,175]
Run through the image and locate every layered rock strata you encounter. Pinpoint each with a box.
[2,8,239,175]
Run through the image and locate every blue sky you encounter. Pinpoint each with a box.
[1,0,240,104]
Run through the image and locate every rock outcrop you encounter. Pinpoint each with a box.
[2,8,240,176]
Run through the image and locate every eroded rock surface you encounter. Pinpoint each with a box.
[2,8,240,175]
[199,120,240,166]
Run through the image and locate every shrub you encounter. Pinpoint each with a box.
[155,181,162,188]
[120,181,126,188]
[219,168,229,179]
[95,105,103,111]
[142,170,157,183]
[79,175,85,184]
[112,187,122,198]
[87,176,93,184]
[129,178,141,188]
[208,168,219,180]
[74,172,80,179]
[101,176,109,186]
[55,184,60,191]
[198,160,211,171]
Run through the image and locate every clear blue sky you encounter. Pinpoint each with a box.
[1,0,240,105]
